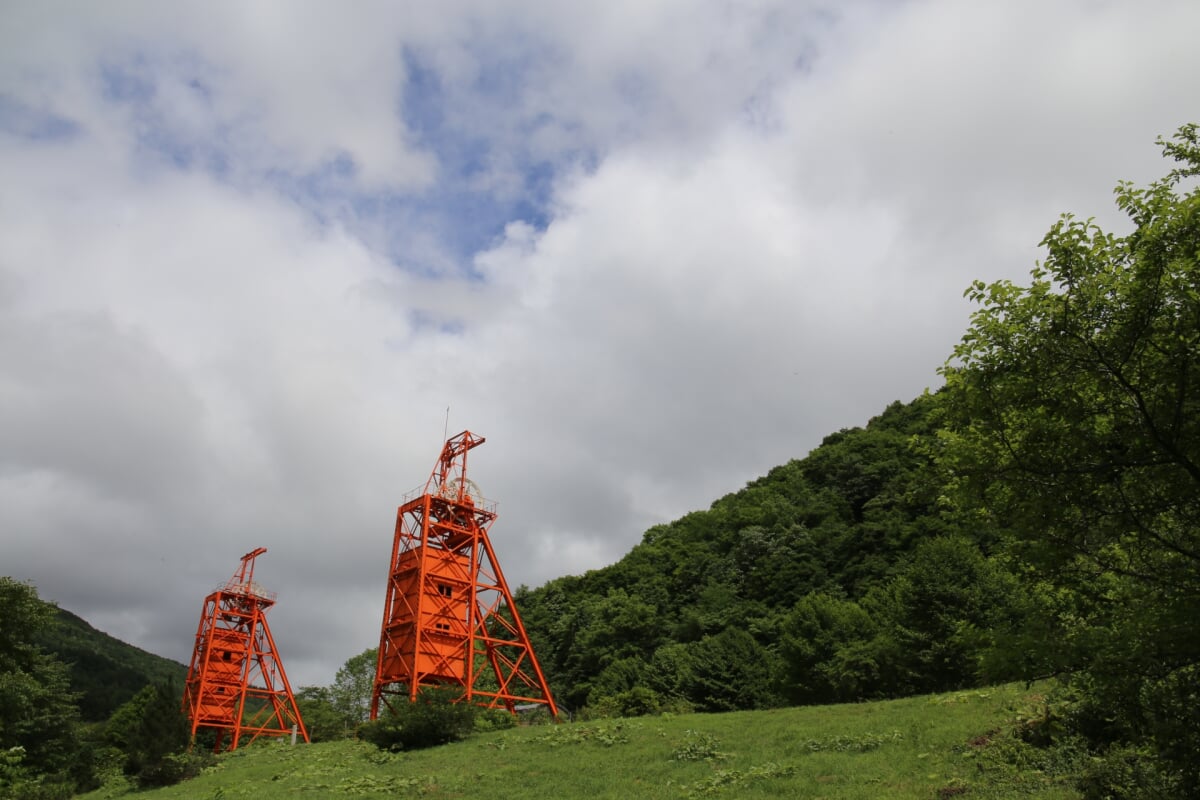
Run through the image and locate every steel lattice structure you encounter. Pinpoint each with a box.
[371,430,558,719]
[182,548,308,751]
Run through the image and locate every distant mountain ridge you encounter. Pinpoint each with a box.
[37,605,187,722]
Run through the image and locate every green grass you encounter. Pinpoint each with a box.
[81,683,1082,799]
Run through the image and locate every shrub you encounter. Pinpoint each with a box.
[104,681,194,788]
[585,686,665,719]
[135,751,211,788]
[671,730,728,762]
[360,687,476,751]
[473,707,517,733]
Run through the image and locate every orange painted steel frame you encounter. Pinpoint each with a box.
[182,548,309,752]
[371,430,559,719]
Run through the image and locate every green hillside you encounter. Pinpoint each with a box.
[516,393,1007,714]
[81,681,1082,800]
[37,606,188,722]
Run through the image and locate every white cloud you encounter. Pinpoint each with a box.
[2,0,1198,687]
[0,1,435,189]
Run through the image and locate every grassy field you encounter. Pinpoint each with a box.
[81,683,1082,799]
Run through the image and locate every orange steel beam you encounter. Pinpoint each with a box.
[371,431,558,720]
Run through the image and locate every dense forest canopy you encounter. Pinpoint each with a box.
[937,123,1200,796]
[0,578,85,798]
[36,608,187,723]
[1,578,197,797]
[515,388,1035,711]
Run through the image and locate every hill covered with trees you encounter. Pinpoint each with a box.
[515,392,1014,715]
[37,608,187,722]
[1,579,195,797]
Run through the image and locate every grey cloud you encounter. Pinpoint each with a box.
[0,309,205,502]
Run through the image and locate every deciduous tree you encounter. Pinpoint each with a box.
[330,647,377,727]
[0,577,87,797]
[940,124,1200,793]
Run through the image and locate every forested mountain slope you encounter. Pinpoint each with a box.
[37,606,187,722]
[517,392,1016,713]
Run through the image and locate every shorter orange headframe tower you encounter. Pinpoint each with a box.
[371,430,558,719]
[182,548,308,751]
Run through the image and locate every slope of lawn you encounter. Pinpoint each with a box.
[81,682,1081,799]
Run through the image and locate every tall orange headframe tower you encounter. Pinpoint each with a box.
[371,430,558,719]
[182,548,309,751]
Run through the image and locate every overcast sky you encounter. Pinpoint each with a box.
[2,0,1197,688]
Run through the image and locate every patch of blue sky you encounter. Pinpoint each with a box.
[0,94,83,142]
[401,48,445,144]
[264,154,362,230]
[392,45,578,272]
[367,167,558,282]
[98,56,229,175]
[90,47,573,282]
[100,57,156,104]
[409,308,465,336]
[234,45,569,281]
